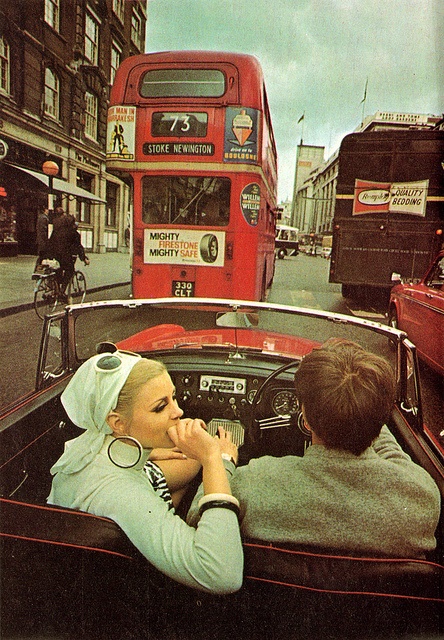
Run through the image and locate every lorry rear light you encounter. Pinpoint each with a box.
[436,229,443,235]
[226,241,234,260]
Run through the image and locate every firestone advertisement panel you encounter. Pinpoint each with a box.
[144,229,225,267]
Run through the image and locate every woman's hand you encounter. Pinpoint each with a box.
[167,421,238,498]
[215,427,238,465]
[167,421,238,464]
[180,417,207,431]
[168,418,218,463]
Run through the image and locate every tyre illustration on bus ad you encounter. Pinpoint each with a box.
[200,234,219,263]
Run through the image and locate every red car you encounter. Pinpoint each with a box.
[1,298,443,639]
[389,250,444,376]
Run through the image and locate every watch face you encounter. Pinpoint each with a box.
[221,453,235,465]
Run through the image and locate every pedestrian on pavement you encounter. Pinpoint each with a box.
[34,207,49,269]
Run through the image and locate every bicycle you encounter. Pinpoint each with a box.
[33,258,87,319]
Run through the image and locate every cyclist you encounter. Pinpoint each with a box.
[45,208,89,297]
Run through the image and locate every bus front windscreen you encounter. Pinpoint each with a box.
[141,176,231,226]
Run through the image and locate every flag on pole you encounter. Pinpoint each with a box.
[297,113,305,124]
[360,78,368,104]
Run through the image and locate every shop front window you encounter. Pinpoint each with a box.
[76,170,93,224]
[0,203,17,245]
[106,182,118,226]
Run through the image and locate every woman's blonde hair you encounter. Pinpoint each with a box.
[113,358,167,421]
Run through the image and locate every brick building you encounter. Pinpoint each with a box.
[0,0,146,256]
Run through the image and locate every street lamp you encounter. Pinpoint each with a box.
[42,160,59,221]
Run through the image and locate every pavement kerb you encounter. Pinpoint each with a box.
[0,281,130,318]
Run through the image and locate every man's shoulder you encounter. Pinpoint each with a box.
[243,454,305,474]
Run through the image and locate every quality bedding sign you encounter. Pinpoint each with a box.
[353,179,429,216]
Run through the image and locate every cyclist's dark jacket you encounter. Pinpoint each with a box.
[46,214,87,264]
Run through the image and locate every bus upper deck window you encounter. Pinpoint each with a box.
[140,69,226,98]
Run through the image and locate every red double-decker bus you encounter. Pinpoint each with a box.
[107,51,278,300]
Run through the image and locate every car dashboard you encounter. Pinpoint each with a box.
[157,350,308,461]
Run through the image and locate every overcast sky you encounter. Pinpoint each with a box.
[146,0,443,201]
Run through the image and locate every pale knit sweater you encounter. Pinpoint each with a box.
[188,426,440,558]
[229,426,440,557]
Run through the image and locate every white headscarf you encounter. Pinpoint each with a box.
[50,351,141,475]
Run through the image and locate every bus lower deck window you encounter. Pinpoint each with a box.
[141,176,231,226]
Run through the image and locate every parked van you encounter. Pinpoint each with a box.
[275,225,299,259]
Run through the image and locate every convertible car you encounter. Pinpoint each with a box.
[1,298,443,639]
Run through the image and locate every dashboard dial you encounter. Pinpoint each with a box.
[272,390,299,416]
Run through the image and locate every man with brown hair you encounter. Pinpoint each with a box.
[224,339,440,558]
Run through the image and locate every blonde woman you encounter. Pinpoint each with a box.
[48,352,242,594]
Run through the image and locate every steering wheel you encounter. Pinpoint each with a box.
[250,360,306,441]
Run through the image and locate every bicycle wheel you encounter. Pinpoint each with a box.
[67,270,87,304]
[34,276,59,319]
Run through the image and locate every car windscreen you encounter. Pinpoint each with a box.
[70,302,397,372]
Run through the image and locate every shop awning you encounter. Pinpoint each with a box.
[7,163,107,203]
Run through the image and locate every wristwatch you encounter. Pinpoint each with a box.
[221,453,236,466]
